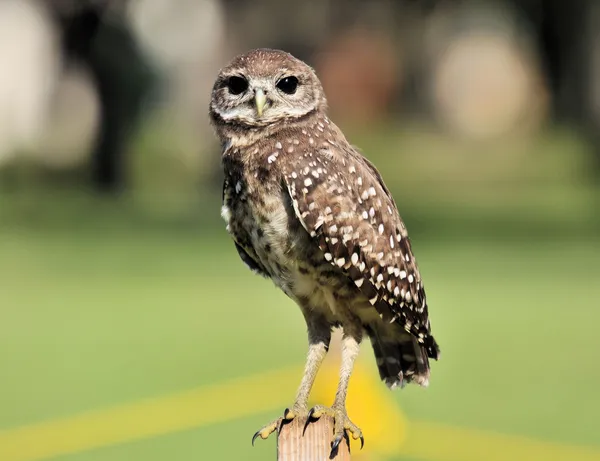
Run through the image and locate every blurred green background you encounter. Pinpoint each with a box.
[1,1,600,460]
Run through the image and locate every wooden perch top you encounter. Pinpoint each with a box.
[277,415,351,461]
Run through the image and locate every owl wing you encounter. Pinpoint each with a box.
[282,145,439,359]
[233,241,270,277]
[223,175,270,278]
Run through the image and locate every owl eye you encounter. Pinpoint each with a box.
[276,76,299,94]
[226,76,248,95]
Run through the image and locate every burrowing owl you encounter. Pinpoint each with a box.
[210,48,440,454]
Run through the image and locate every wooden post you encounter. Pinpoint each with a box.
[277,415,351,461]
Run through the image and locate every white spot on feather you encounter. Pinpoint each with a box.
[220,205,231,222]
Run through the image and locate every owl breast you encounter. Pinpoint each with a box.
[222,159,293,282]
[221,156,364,322]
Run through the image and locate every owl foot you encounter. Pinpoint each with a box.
[304,404,364,456]
[251,406,305,445]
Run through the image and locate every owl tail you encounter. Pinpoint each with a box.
[366,325,432,389]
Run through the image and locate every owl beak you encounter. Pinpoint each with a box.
[254,89,267,117]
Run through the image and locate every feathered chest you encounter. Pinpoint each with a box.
[221,150,301,281]
[220,149,362,315]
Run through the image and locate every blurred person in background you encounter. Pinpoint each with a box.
[45,0,156,193]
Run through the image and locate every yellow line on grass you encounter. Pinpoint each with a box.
[403,421,600,461]
[0,366,599,461]
[0,367,300,461]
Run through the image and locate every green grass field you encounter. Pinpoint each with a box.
[1,123,600,460]
[1,190,599,461]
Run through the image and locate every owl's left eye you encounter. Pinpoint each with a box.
[276,76,299,94]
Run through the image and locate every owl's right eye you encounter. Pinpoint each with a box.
[226,76,248,95]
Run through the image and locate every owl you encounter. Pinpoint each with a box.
[209,49,440,455]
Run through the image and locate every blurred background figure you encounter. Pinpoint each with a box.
[47,0,156,192]
[1,0,599,196]
[0,1,598,461]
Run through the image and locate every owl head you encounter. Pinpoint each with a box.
[209,49,327,140]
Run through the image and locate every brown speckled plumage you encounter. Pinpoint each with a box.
[210,48,440,450]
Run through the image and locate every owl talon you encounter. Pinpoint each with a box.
[357,433,365,449]
[302,408,319,435]
[305,404,363,456]
[331,433,348,457]
[251,430,261,446]
[252,406,306,446]
[283,407,296,420]
[251,418,281,445]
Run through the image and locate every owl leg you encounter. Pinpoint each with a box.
[251,319,331,445]
[305,331,364,456]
